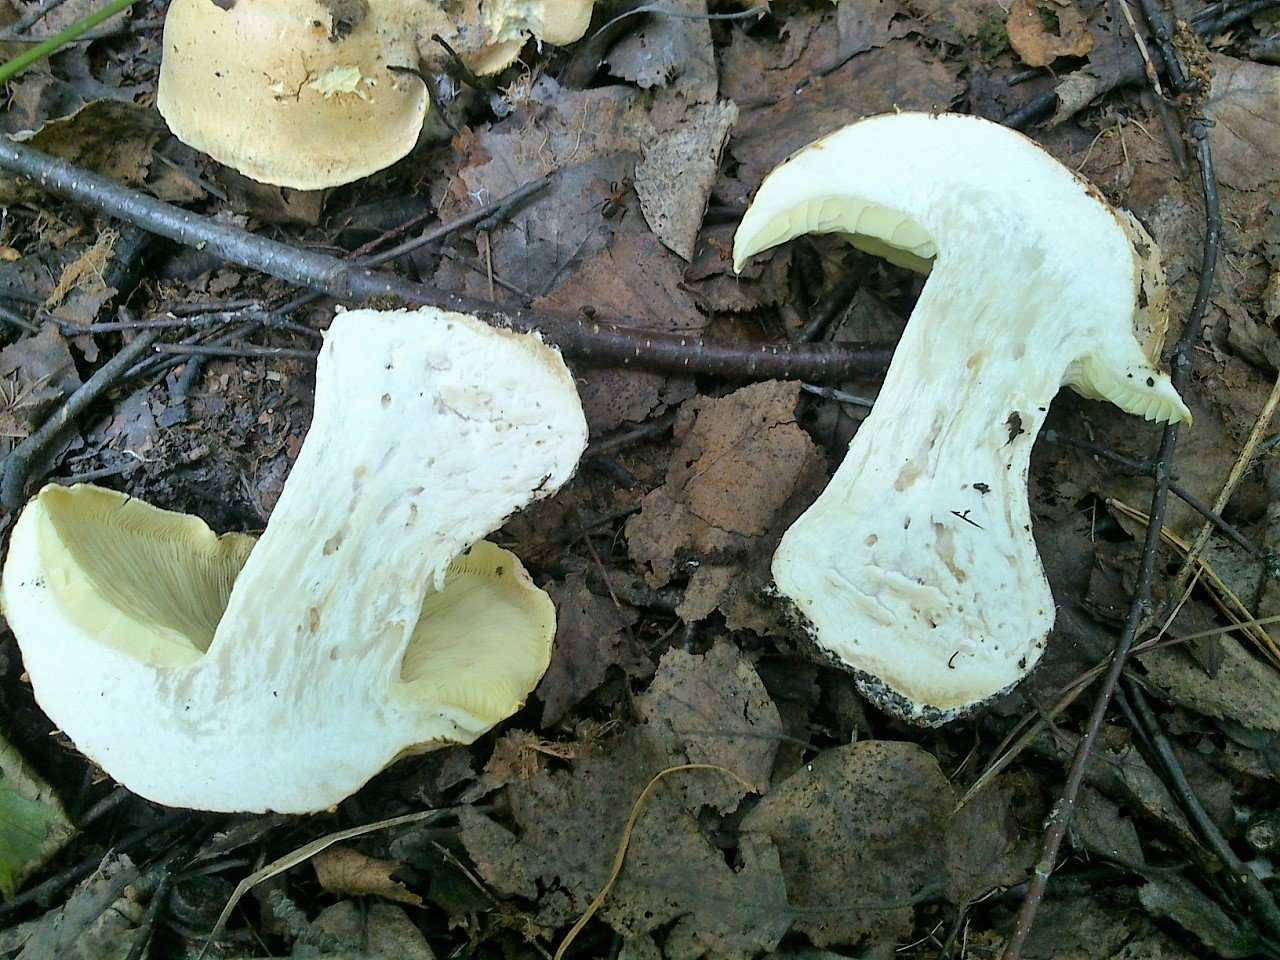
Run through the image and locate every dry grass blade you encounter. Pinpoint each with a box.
[1109,497,1280,669]
[199,809,448,958]
[553,763,754,960]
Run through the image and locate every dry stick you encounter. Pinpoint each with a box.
[0,138,894,382]
[1122,679,1280,943]
[277,173,554,317]
[999,119,1220,960]
[1002,0,1280,129]
[0,328,159,510]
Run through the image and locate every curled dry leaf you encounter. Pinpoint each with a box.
[312,845,424,907]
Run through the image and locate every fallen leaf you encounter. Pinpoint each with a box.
[635,101,738,261]
[0,735,75,899]
[538,574,650,727]
[10,854,141,960]
[638,641,783,811]
[460,727,790,959]
[741,740,952,948]
[1005,0,1093,68]
[298,901,435,959]
[626,380,825,593]
[1203,56,1280,193]
[606,0,718,105]
[312,846,423,907]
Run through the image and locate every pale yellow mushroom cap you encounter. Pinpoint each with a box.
[157,0,429,190]
[467,0,596,75]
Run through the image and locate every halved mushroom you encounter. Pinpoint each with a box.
[158,0,596,188]
[1,307,588,812]
[733,112,1190,724]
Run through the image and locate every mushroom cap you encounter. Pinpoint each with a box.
[733,112,1190,722]
[467,0,595,74]
[734,112,1189,425]
[157,0,428,190]
[1,308,588,812]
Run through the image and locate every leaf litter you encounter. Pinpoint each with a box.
[0,1,1280,959]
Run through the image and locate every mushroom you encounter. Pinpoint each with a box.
[157,0,430,191]
[157,0,596,189]
[732,112,1190,724]
[1,307,588,812]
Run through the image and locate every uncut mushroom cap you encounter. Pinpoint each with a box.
[1,307,588,812]
[733,112,1190,724]
[157,0,428,190]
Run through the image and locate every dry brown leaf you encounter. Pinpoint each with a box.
[312,846,423,907]
[459,727,789,960]
[625,380,825,594]
[741,740,953,948]
[637,641,782,812]
[1005,0,1094,68]
[1203,55,1280,193]
[538,574,650,727]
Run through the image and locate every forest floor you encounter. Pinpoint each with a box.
[1,0,1280,958]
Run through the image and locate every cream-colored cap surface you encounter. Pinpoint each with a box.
[158,0,428,189]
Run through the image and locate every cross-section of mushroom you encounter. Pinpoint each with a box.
[733,112,1190,724]
[1,307,588,812]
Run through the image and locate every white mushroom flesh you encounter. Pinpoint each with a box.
[733,112,1190,723]
[2,307,588,811]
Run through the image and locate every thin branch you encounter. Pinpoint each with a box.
[0,138,893,382]
[1121,678,1280,942]
[1000,43,1222,960]
[0,328,159,510]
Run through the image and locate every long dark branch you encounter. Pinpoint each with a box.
[0,138,893,382]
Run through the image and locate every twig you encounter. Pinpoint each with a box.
[1042,430,1266,559]
[0,138,894,382]
[124,860,180,960]
[1122,679,1280,942]
[1000,53,1221,960]
[151,343,316,360]
[0,301,38,333]
[279,173,554,316]
[0,328,159,510]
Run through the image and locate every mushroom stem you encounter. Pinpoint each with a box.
[3,308,588,812]
[735,112,1191,722]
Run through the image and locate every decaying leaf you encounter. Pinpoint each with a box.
[1203,55,1280,193]
[635,101,738,261]
[1005,0,1093,68]
[638,642,782,811]
[312,845,423,907]
[8,854,141,959]
[625,380,826,617]
[460,727,790,960]
[298,900,435,959]
[741,740,951,948]
[538,573,649,727]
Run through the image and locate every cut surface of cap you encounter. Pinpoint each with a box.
[1,307,588,812]
[157,0,428,189]
[733,112,1190,723]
